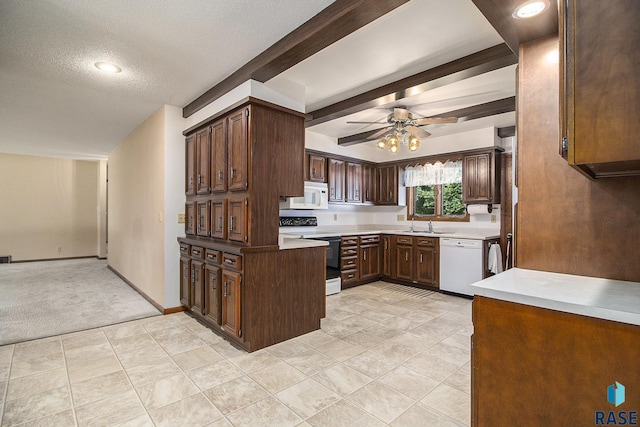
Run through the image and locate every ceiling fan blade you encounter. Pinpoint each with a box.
[366,127,392,140]
[346,121,388,124]
[406,126,431,138]
[414,116,458,125]
[393,107,410,120]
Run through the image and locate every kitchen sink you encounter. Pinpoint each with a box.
[402,230,452,235]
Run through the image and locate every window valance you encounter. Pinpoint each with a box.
[403,160,462,187]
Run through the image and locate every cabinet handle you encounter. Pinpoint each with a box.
[420,254,423,263]
[217,216,223,231]
[363,251,367,261]
[191,269,195,281]
[218,170,223,181]
[312,167,316,176]
[384,240,388,250]
[197,174,201,185]
[229,216,235,231]
[189,177,193,186]
[389,191,392,199]
[211,277,216,291]
[225,259,235,265]
[223,281,228,297]
[230,167,236,179]
[405,252,408,262]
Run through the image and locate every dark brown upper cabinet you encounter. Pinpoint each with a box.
[309,154,327,183]
[560,0,640,178]
[462,150,501,205]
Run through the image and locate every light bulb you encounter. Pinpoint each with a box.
[409,135,420,146]
[512,0,549,19]
[388,135,399,147]
[390,145,398,153]
[377,139,387,149]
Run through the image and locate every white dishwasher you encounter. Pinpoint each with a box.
[439,238,483,296]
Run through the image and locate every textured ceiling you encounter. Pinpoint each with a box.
[0,0,334,159]
[0,0,517,160]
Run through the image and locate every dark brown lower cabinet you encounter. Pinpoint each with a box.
[415,238,438,287]
[204,264,221,325]
[190,260,205,315]
[180,256,191,307]
[382,235,393,278]
[359,242,380,281]
[221,269,242,338]
[396,239,414,281]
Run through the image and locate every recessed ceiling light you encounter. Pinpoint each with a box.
[94,62,122,73]
[512,0,550,19]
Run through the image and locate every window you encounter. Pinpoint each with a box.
[405,160,468,222]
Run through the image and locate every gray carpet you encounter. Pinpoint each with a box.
[0,258,161,345]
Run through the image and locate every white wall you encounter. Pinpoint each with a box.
[0,153,98,261]
[163,105,186,308]
[109,107,166,306]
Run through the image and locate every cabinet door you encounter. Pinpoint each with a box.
[222,270,242,338]
[382,235,393,278]
[180,256,191,307]
[360,244,380,280]
[204,264,221,325]
[416,247,437,286]
[309,155,326,182]
[191,260,205,314]
[328,158,345,202]
[228,198,248,243]
[228,108,249,191]
[362,164,376,204]
[196,127,211,195]
[395,244,414,281]
[377,165,397,205]
[463,153,491,203]
[185,202,196,235]
[346,162,362,203]
[196,201,210,237]
[211,119,228,193]
[210,199,227,240]
[185,134,196,196]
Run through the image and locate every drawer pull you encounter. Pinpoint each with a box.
[225,259,235,265]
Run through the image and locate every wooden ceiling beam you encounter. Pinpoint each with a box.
[338,96,516,146]
[182,0,410,118]
[471,0,558,54]
[307,43,517,127]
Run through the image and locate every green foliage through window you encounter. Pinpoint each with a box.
[413,182,465,218]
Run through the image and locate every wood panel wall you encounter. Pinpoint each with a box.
[516,36,640,282]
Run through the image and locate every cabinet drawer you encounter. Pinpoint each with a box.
[205,249,222,264]
[341,256,358,270]
[222,253,243,270]
[396,236,414,245]
[341,269,358,285]
[341,236,358,246]
[179,243,190,256]
[416,238,437,247]
[359,235,380,245]
[341,246,358,257]
[191,246,205,259]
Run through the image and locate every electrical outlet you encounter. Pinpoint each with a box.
[333,214,338,221]
[57,247,62,253]
[177,213,186,223]
[491,214,497,223]
[397,214,405,221]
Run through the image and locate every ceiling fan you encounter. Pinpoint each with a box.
[347,107,458,153]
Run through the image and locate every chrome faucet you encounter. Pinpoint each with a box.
[410,218,415,232]
[428,221,433,232]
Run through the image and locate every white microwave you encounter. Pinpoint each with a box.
[280,181,329,210]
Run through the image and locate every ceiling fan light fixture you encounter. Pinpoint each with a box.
[377,138,387,149]
[388,135,399,147]
[512,0,549,19]
[389,145,399,154]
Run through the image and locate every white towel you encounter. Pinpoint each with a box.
[488,243,503,274]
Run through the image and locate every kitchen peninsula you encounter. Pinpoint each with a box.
[470,269,640,425]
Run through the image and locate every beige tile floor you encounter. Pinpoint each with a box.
[0,281,472,426]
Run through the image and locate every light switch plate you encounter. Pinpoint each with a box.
[177,213,186,223]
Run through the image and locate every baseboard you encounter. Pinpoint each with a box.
[11,255,98,263]
[163,306,186,314]
[107,265,165,314]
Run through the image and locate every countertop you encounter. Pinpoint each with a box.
[470,268,640,326]
[300,227,500,241]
